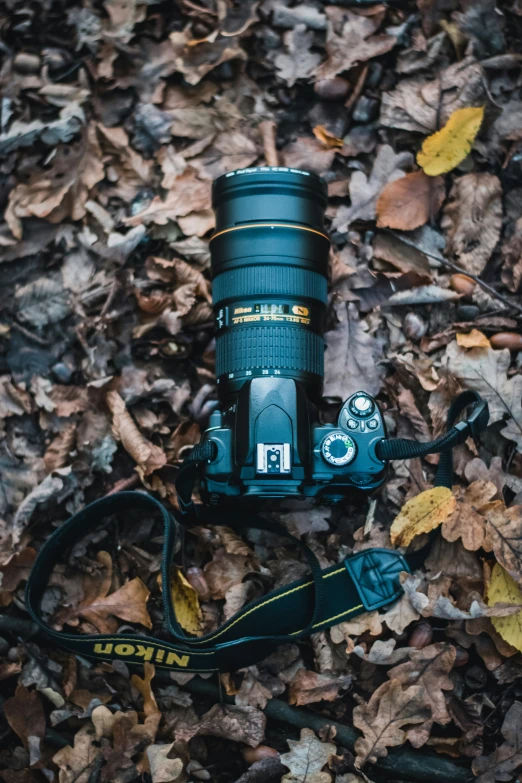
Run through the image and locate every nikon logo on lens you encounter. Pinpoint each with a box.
[210,166,330,400]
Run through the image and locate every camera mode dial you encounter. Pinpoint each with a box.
[321,431,357,467]
[349,393,375,418]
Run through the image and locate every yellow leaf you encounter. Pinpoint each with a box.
[390,487,456,547]
[417,106,485,176]
[313,125,344,149]
[170,567,202,635]
[488,563,522,652]
[456,329,491,349]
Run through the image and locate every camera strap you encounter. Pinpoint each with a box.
[25,391,488,673]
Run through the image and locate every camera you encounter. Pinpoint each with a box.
[199,167,387,505]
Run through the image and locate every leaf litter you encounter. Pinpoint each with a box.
[2,0,522,781]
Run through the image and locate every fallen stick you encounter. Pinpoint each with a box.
[181,676,474,783]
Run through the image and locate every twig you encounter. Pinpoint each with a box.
[0,615,39,638]
[386,231,522,318]
[259,121,278,167]
[105,474,140,495]
[345,64,368,112]
[177,677,474,783]
[12,322,49,346]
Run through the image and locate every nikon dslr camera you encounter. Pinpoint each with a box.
[199,167,387,505]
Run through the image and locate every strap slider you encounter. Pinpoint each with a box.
[344,548,410,612]
[453,400,489,444]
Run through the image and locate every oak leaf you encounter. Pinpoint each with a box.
[487,504,522,587]
[146,742,183,783]
[131,662,159,718]
[390,487,456,547]
[353,679,430,766]
[376,171,445,231]
[333,144,413,232]
[125,168,210,227]
[441,173,502,276]
[443,341,522,452]
[442,480,499,551]
[53,726,101,783]
[388,643,456,727]
[472,701,522,783]
[488,564,522,652]
[176,703,266,747]
[280,728,336,780]
[324,302,383,402]
[316,8,396,80]
[417,106,484,176]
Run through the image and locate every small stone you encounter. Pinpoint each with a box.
[14,53,41,73]
[352,95,380,123]
[403,312,427,341]
[51,362,73,383]
[457,305,480,321]
[366,62,383,89]
[314,77,351,101]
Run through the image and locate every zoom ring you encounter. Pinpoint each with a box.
[212,265,327,304]
[216,326,324,378]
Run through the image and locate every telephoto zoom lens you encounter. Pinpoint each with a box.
[210,167,330,400]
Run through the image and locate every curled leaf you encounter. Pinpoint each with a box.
[488,563,522,652]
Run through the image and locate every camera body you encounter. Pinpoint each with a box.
[198,166,387,505]
[200,377,387,504]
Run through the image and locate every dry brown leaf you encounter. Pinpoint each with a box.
[281,136,336,176]
[280,728,336,779]
[390,487,457,547]
[441,173,502,276]
[316,8,396,80]
[4,684,46,762]
[203,549,255,600]
[288,669,352,706]
[125,168,211,227]
[53,726,101,783]
[442,481,499,551]
[107,390,166,475]
[146,742,183,783]
[272,25,322,86]
[443,341,522,453]
[44,423,77,472]
[472,701,522,783]
[131,662,159,717]
[486,504,522,587]
[333,144,413,232]
[376,171,445,231]
[353,679,430,766]
[176,703,266,747]
[169,30,247,86]
[381,57,486,134]
[6,126,104,239]
[388,643,456,727]
[324,302,383,402]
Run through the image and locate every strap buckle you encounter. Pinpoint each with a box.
[344,548,410,612]
[453,400,489,444]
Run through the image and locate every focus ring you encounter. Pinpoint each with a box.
[212,266,327,304]
[216,326,324,378]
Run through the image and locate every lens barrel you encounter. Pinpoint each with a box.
[210,167,330,399]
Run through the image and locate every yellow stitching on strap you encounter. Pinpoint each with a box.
[190,566,348,645]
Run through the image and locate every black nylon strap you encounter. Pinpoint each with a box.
[25,391,488,673]
[377,391,489,488]
[25,492,407,672]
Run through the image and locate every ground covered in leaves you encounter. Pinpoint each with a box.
[2,0,522,781]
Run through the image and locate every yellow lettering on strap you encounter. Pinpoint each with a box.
[166,652,190,668]
[115,643,135,656]
[94,643,113,655]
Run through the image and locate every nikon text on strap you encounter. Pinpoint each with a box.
[26,391,489,673]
